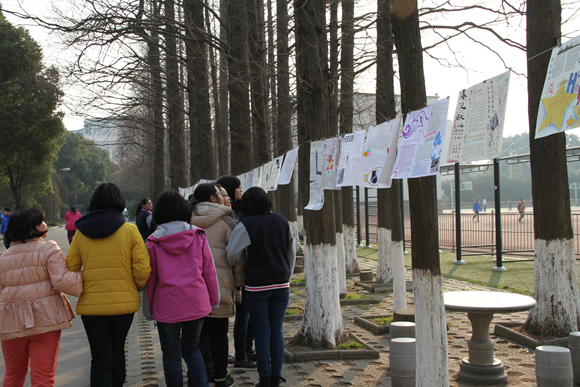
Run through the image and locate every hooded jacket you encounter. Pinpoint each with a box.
[0,239,83,341]
[145,221,220,323]
[190,202,243,318]
[66,209,151,316]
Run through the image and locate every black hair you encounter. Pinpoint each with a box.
[88,183,126,212]
[216,176,241,202]
[187,193,195,202]
[135,198,151,216]
[153,190,191,225]
[70,206,77,213]
[241,187,271,217]
[190,184,220,216]
[4,209,46,248]
[3,208,11,213]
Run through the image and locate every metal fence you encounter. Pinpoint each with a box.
[354,188,580,261]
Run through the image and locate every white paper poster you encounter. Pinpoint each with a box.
[239,174,247,191]
[252,166,263,188]
[336,130,366,187]
[535,35,580,139]
[260,162,273,192]
[357,118,402,188]
[322,137,340,190]
[267,156,284,191]
[305,141,325,210]
[391,98,450,179]
[278,146,299,185]
[246,170,255,188]
[447,71,510,163]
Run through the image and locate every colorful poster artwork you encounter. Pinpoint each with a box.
[536,34,580,139]
[391,98,450,179]
[305,140,325,210]
[268,156,284,191]
[322,137,340,190]
[447,71,511,163]
[336,130,366,187]
[260,161,274,192]
[278,146,299,185]
[357,117,402,188]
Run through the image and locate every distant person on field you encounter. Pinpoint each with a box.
[518,199,526,223]
[64,206,82,245]
[483,198,487,212]
[0,208,12,238]
[472,200,481,223]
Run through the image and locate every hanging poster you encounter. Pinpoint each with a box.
[357,118,402,188]
[333,137,342,190]
[238,174,247,191]
[246,169,255,188]
[260,162,273,192]
[305,140,325,210]
[535,35,580,139]
[267,155,284,191]
[391,98,450,179]
[336,130,366,187]
[278,146,299,185]
[252,166,263,188]
[447,71,511,163]
[322,137,340,190]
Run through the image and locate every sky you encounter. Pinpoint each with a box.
[2,0,580,139]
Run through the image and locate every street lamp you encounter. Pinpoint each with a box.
[53,168,70,222]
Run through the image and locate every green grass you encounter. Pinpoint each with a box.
[286,307,302,315]
[337,340,363,349]
[290,278,306,283]
[356,246,561,296]
[372,316,393,326]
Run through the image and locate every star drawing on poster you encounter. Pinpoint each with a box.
[538,79,577,132]
[567,116,576,128]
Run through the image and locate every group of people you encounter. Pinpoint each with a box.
[0,176,295,387]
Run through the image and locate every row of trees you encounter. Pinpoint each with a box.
[4,0,580,383]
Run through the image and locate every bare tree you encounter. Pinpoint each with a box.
[392,0,449,384]
[292,0,345,349]
[339,0,360,275]
[524,0,580,337]
[375,0,406,312]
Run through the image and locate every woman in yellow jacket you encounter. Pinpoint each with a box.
[66,183,151,387]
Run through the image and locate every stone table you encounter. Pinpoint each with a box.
[443,290,536,385]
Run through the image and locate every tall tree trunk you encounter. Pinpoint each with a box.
[524,0,580,337]
[249,0,270,166]
[392,1,449,384]
[329,0,345,297]
[267,0,279,211]
[276,0,298,246]
[292,0,344,348]
[376,0,406,312]
[218,0,230,176]
[339,0,359,274]
[165,0,187,190]
[184,0,214,183]
[148,1,165,199]
[206,3,220,178]
[228,0,252,174]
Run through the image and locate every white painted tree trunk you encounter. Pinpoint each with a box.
[343,224,360,274]
[526,238,580,336]
[413,270,449,387]
[377,228,407,311]
[336,231,346,296]
[297,215,305,239]
[297,243,344,347]
[288,220,302,253]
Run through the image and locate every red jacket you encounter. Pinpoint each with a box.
[145,222,220,323]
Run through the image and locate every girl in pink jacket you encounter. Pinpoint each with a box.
[146,190,220,387]
[0,209,83,387]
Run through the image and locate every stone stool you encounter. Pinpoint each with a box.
[389,321,415,346]
[535,345,573,387]
[569,332,580,384]
[390,337,416,387]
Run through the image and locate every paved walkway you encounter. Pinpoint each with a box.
[0,227,537,386]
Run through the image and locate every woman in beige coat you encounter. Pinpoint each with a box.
[0,209,83,387]
[190,183,244,387]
